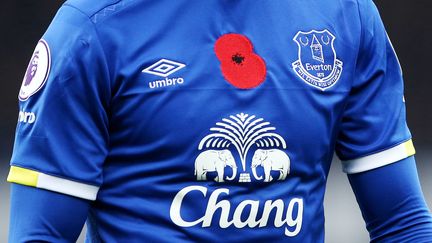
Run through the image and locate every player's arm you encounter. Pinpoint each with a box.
[7,4,111,241]
[336,0,432,241]
[9,184,91,243]
[348,156,432,242]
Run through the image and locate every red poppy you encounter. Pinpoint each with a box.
[215,34,267,89]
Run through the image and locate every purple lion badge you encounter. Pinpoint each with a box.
[19,39,51,101]
[24,50,40,86]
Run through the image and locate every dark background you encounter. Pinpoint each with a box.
[0,1,431,242]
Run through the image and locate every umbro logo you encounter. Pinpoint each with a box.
[142,59,186,77]
[142,59,186,89]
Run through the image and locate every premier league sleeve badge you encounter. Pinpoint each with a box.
[19,39,51,101]
[292,30,343,91]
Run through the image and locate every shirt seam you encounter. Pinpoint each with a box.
[61,4,113,87]
[63,1,123,20]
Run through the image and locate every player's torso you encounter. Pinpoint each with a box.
[86,0,360,242]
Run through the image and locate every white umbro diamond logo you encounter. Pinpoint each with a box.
[142,59,186,77]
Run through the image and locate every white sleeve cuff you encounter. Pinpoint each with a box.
[341,139,416,174]
[7,165,99,200]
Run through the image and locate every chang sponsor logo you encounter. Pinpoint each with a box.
[170,186,303,237]
[170,113,303,237]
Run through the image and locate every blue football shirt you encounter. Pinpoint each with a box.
[8,0,415,242]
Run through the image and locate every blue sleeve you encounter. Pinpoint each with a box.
[7,4,111,201]
[9,184,90,243]
[335,0,414,174]
[348,156,432,242]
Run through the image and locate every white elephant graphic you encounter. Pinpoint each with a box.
[251,149,290,182]
[194,149,237,182]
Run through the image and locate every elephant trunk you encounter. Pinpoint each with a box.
[252,166,263,180]
[226,166,237,181]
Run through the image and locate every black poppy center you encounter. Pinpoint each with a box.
[232,53,245,65]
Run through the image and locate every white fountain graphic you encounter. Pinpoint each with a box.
[198,113,287,182]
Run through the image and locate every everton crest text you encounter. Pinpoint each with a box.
[292,29,343,90]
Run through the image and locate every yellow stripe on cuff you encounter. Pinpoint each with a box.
[404,139,416,156]
[6,165,99,201]
[7,166,39,187]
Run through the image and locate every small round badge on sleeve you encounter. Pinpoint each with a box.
[19,39,51,101]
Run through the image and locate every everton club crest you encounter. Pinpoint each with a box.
[292,29,343,90]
